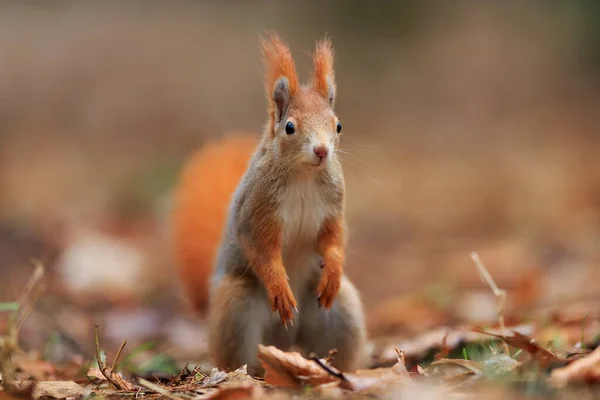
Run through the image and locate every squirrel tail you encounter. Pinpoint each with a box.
[171,132,257,313]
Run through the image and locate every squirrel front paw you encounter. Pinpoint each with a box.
[268,280,298,327]
[316,266,341,309]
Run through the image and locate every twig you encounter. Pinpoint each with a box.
[17,259,44,308]
[394,348,406,365]
[9,259,45,333]
[311,357,347,381]
[15,286,45,334]
[324,349,338,364]
[94,325,123,390]
[111,339,128,372]
[470,252,510,354]
[137,378,184,400]
[1,260,45,394]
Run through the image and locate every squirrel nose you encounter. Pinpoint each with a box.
[313,145,329,159]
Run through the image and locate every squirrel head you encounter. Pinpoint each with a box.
[261,33,342,171]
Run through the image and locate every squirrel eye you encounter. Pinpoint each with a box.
[285,121,295,135]
[336,121,342,134]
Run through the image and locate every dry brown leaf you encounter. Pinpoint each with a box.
[258,346,411,396]
[86,367,105,381]
[203,381,265,400]
[415,365,428,377]
[1,380,36,398]
[201,368,229,387]
[223,365,260,385]
[341,355,410,395]
[0,391,26,400]
[312,381,345,399]
[472,327,563,366]
[108,371,135,391]
[537,319,600,350]
[428,358,481,384]
[430,354,518,385]
[550,345,600,387]
[30,381,89,400]
[13,356,56,381]
[85,366,134,391]
[431,358,483,375]
[373,324,534,366]
[257,345,336,388]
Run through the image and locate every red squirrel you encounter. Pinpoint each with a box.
[172,33,366,377]
[172,133,258,313]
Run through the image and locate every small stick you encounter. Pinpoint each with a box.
[324,349,338,364]
[14,260,45,333]
[137,378,183,400]
[111,339,128,372]
[17,259,44,308]
[311,357,347,381]
[1,260,45,394]
[470,252,510,354]
[94,325,123,390]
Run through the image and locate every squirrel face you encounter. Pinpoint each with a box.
[275,88,340,170]
[261,34,340,172]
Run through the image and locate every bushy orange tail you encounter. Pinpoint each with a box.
[171,132,257,313]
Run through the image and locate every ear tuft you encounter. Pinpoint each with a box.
[261,32,299,112]
[313,36,336,106]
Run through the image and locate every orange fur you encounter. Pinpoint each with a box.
[171,133,257,313]
[190,33,366,375]
[312,37,335,99]
[261,33,300,125]
[240,218,297,325]
[316,216,345,309]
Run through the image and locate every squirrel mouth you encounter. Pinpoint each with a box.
[312,158,326,167]
[303,157,327,169]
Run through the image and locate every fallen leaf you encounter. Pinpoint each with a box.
[430,354,519,385]
[137,377,182,400]
[481,354,519,377]
[31,381,89,400]
[13,355,56,381]
[550,345,600,387]
[226,365,257,383]
[85,366,134,391]
[341,355,410,395]
[431,359,483,375]
[86,367,105,381]
[204,381,265,400]
[1,380,36,398]
[313,381,344,399]
[373,324,534,366]
[201,368,229,387]
[472,327,564,367]
[257,345,335,388]
[258,345,412,396]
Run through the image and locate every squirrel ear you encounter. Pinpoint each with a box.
[261,33,299,123]
[312,37,336,106]
[272,77,291,122]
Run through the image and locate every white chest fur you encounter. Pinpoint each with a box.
[278,176,330,250]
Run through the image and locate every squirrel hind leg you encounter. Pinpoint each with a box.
[208,275,271,377]
[295,276,367,372]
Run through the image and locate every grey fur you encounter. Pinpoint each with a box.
[209,140,365,375]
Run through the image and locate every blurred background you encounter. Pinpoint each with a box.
[1,1,600,370]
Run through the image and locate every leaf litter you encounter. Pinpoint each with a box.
[2,258,600,399]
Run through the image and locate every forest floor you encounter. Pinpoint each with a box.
[1,255,599,400]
